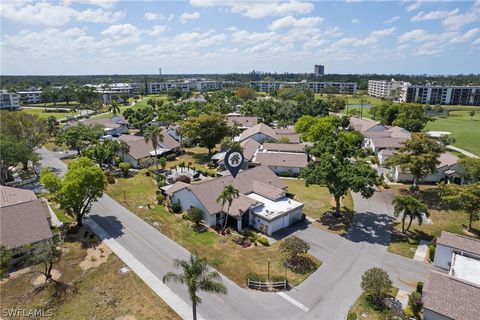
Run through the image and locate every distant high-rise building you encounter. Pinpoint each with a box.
[314,64,324,77]
[159,68,162,75]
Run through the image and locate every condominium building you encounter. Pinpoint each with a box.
[402,85,480,106]
[0,91,20,110]
[368,79,480,105]
[85,83,141,96]
[17,90,43,104]
[314,64,324,77]
[367,79,410,100]
[250,81,357,94]
[147,79,223,94]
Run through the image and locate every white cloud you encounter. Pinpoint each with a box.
[231,30,278,45]
[144,12,165,21]
[351,19,360,24]
[442,9,479,30]
[149,25,168,36]
[473,38,480,45]
[449,28,480,44]
[0,1,124,26]
[384,16,400,24]
[405,0,422,12]
[189,0,314,18]
[101,23,142,42]
[180,12,200,23]
[411,9,459,22]
[174,31,226,47]
[268,16,323,31]
[323,27,343,37]
[76,8,125,23]
[66,0,118,9]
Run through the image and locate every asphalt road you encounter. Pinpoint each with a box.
[38,148,431,320]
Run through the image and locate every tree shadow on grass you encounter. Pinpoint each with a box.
[390,222,434,247]
[190,152,211,165]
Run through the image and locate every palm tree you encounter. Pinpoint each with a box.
[392,195,429,234]
[216,184,239,230]
[144,126,164,172]
[108,100,120,116]
[117,140,130,162]
[163,254,227,320]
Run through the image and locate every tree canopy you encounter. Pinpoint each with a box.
[439,183,480,231]
[180,113,230,155]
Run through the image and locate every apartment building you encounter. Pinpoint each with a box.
[314,64,324,77]
[148,79,223,94]
[250,81,357,94]
[402,85,480,106]
[367,79,410,99]
[0,91,20,109]
[17,89,43,104]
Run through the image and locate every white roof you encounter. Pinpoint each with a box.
[451,254,480,286]
[247,193,303,221]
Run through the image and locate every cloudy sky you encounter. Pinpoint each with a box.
[1,0,479,75]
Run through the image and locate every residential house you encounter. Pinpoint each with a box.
[212,138,261,169]
[423,232,480,320]
[237,123,301,143]
[162,166,304,235]
[64,116,129,137]
[349,117,387,134]
[0,186,54,264]
[251,150,308,176]
[0,91,20,110]
[390,152,463,184]
[226,113,258,130]
[117,131,181,168]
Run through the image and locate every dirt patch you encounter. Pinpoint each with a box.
[32,269,62,286]
[115,316,137,320]
[79,242,112,270]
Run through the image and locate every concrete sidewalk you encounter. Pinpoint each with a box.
[413,240,430,263]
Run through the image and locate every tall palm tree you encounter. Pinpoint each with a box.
[143,126,164,173]
[392,195,429,234]
[163,254,227,320]
[216,184,239,230]
[108,100,120,116]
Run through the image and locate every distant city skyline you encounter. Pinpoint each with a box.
[1,0,479,75]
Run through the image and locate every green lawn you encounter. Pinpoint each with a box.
[388,185,480,259]
[350,288,399,320]
[107,172,320,287]
[281,178,354,235]
[20,107,80,120]
[26,101,79,108]
[425,110,480,156]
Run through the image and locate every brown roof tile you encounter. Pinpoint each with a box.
[437,231,480,256]
[227,116,258,128]
[423,271,480,320]
[0,199,53,249]
[254,152,308,168]
[0,186,36,207]
[263,143,306,153]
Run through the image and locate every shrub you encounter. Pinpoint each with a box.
[166,153,176,161]
[187,207,204,226]
[246,272,266,282]
[408,291,423,314]
[428,244,436,262]
[416,281,423,294]
[176,175,191,184]
[285,255,319,274]
[105,173,115,184]
[346,312,357,320]
[257,236,270,246]
[279,236,310,260]
[361,268,393,302]
[0,244,11,279]
[159,157,167,170]
[119,162,131,177]
[145,171,151,177]
[156,194,165,205]
[171,201,182,213]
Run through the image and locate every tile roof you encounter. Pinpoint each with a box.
[438,152,459,168]
[437,231,480,256]
[423,271,480,320]
[252,181,285,201]
[370,137,408,149]
[223,195,261,217]
[262,143,306,153]
[241,139,261,161]
[254,152,309,168]
[118,131,180,160]
[227,116,258,128]
[0,186,36,207]
[0,199,53,249]
[238,123,278,142]
[168,166,285,215]
[349,117,385,132]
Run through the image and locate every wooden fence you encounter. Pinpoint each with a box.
[247,279,287,291]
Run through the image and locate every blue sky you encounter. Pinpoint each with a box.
[1,0,479,75]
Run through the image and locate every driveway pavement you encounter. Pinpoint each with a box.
[37,148,431,320]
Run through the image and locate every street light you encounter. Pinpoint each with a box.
[122,188,126,204]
